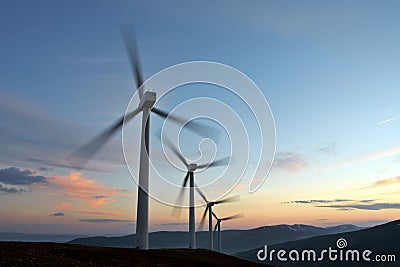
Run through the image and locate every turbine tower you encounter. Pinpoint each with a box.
[68,25,216,250]
[212,212,243,252]
[197,188,239,250]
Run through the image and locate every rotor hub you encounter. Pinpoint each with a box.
[188,163,197,172]
[139,91,156,110]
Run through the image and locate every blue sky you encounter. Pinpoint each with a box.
[0,1,400,234]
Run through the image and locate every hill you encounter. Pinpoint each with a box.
[0,232,88,242]
[0,242,270,267]
[235,219,400,267]
[68,223,362,254]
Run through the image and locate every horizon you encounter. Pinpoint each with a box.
[1,1,400,237]
[0,219,382,237]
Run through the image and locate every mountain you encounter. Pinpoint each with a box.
[0,232,88,243]
[0,242,270,267]
[235,219,400,267]
[68,223,362,254]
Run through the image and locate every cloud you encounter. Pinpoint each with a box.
[286,198,400,211]
[0,167,48,185]
[273,152,307,172]
[284,199,353,204]
[317,203,400,211]
[368,176,400,188]
[87,198,115,209]
[54,202,125,216]
[359,199,376,203]
[26,158,114,173]
[38,167,53,172]
[0,184,26,194]
[55,202,73,210]
[49,172,127,208]
[342,146,400,167]
[79,219,133,223]
[77,210,125,216]
[315,143,338,155]
[50,212,65,217]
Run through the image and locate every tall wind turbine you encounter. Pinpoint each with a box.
[160,135,229,249]
[197,188,239,250]
[212,212,243,252]
[68,25,216,250]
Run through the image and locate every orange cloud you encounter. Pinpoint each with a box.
[371,176,400,188]
[49,172,126,208]
[287,162,304,172]
[87,196,115,208]
[55,202,73,210]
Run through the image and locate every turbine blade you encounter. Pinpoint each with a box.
[212,211,218,220]
[197,156,231,169]
[157,133,188,167]
[221,213,244,221]
[119,24,144,99]
[151,107,220,140]
[195,186,208,203]
[214,195,240,205]
[198,206,208,231]
[170,172,190,218]
[214,222,218,232]
[182,171,190,187]
[67,108,141,168]
[175,172,190,206]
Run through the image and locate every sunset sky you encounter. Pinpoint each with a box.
[1,1,400,235]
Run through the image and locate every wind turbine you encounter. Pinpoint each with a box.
[212,212,243,252]
[68,25,217,250]
[197,188,239,250]
[160,135,229,249]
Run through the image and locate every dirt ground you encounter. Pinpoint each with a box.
[0,242,269,267]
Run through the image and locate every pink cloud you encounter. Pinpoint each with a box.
[273,152,307,172]
[49,172,126,208]
[55,202,73,210]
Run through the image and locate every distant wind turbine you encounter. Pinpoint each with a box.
[160,135,229,249]
[212,212,243,252]
[197,188,239,250]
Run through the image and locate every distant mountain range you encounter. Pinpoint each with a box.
[0,232,88,243]
[67,223,362,254]
[235,219,400,267]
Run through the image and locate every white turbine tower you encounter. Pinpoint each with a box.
[212,212,243,252]
[197,189,239,250]
[160,136,229,249]
[68,25,216,250]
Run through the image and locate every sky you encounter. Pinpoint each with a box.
[0,0,400,235]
